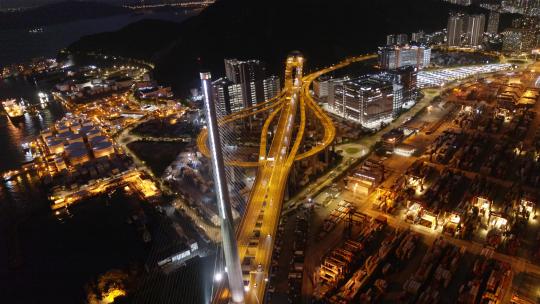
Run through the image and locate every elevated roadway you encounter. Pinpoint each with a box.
[203,53,377,303]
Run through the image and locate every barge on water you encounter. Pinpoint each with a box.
[1,99,25,122]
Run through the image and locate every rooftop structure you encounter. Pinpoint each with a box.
[417,64,513,88]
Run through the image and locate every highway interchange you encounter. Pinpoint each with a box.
[199,50,527,303]
[199,53,377,303]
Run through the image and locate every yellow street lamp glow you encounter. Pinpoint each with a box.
[102,288,126,303]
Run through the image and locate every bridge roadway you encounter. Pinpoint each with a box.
[197,92,286,167]
[197,55,377,166]
[205,54,377,303]
[238,54,305,304]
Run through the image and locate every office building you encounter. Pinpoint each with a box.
[487,11,500,34]
[447,14,465,46]
[388,66,418,102]
[378,45,431,70]
[263,76,281,100]
[466,14,486,46]
[314,80,329,99]
[224,58,266,107]
[373,66,418,116]
[330,77,395,129]
[325,77,350,106]
[314,75,331,98]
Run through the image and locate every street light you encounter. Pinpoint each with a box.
[214,272,223,282]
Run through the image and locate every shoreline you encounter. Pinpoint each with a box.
[0,9,194,67]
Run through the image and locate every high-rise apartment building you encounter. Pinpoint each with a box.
[212,77,244,116]
[447,14,465,46]
[224,58,266,107]
[263,76,281,101]
[212,77,232,116]
[466,14,486,46]
[396,33,409,45]
[487,11,500,34]
[212,59,281,116]
[212,59,280,115]
[378,45,431,70]
[411,31,425,43]
[444,0,474,6]
[386,33,409,45]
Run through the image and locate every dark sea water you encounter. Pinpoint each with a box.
[0,189,150,303]
[0,10,193,66]
[0,77,66,172]
[0,11,212,304]
[0,9,194,170]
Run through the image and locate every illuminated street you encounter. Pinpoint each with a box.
[199,52,540,303]
[4,1,540,304]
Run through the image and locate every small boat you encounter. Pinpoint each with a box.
[28,27,44,34]
[3,170,19,181]
[54,207,73,223]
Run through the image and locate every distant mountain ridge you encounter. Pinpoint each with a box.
[67,0,500,93]
[68,19,184,60]
[0,1,129,30]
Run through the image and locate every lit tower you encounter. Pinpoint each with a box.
[200,71,245,304]
[466,14,486,46]
[447,14,464,47]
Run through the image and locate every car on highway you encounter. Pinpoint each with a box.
[288,272,302,279]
